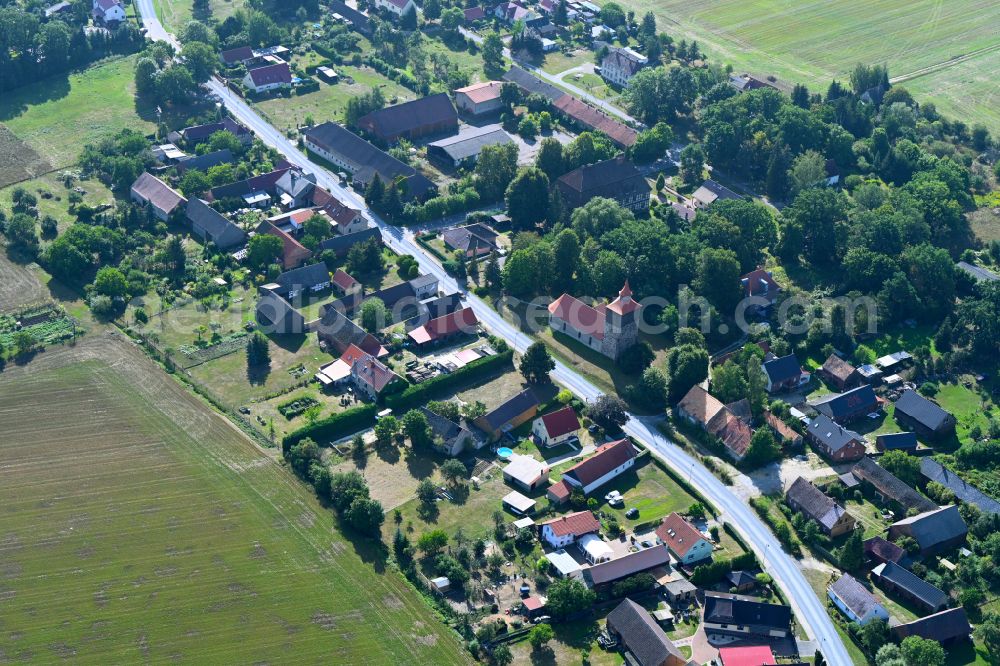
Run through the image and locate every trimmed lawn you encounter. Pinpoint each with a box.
[589,459,700,529]
[0,172,114,235]
[541,49,594,75]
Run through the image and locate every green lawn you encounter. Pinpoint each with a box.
[0,56,156,171]
[0,172,114,235]
[0,335,469,664]
[611,0,1000,132]
[589,459,700,529]
[541,49,595,75]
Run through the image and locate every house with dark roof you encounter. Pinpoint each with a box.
[785,477,856,537]
[851,457,936,513]
[531,405,581,447]
[539,510,601,548]
[876,432,918,453]
[220,45,255,66]
[584,542,671,587]
[762,354,808,393]
[421,407,475,456]
[318,226,382,256]
[315,305,386,357]
[811,384,879,423]
[328,0,372,34]
[243,62,292,93]
[130,172,187,221]
[427,125,513,167]
[726,570,757,593]
[176,149,235,174]
[892,607,972,646]
[555,155,650,213]
[920,458,1000,515]
[178,117,252,144]
[894,389,956,439]
[441,223,499,258]
[304,122,435,200]
[256,220,312,269]
[475,389,539,440]
[599,47,647,86]
[871,560,949,613]
[864,536,906,566]
[561,438,636,495]
[462,5,486,23]
[409,293,463,326]
[256,291,305,334]
[889,505,968,557]
[208,166,290,205]
[552,95,638,147]
[702,592,792,644]
[270,262,330,300]
[805,414,866,462]
[828,574,888,625]
[655,512,713,565]
[503,66,565,102]
[728,73,787,94]
[606,599,686,666]
[357,93,458,143]
[820,354,860,391]
[692,179,741,208]
[185,198,246,249]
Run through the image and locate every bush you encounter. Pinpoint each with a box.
[384,350,513,410]
[282,404,378,452]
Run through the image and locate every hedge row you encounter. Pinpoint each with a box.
[282,403,378,453]
[384,349,514,411]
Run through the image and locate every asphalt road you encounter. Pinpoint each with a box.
[133,6,850,663]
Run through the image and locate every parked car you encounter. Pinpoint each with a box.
[625,508,639,519]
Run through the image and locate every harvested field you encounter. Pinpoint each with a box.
[0,254,48,313]
[0,334,470,664]
[0,125,52,189]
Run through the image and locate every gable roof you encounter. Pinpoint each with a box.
[428,125,513,163]
[740,268,781,296]
[454,81,504,104]
[332,268,359,291]
[358,93,457,140]
[349,352,400,393]
[677,385,726,425]
[822,354,858,384]
[920,458,1000,515]
[829,574,882,619]
[548,293,605,339]
[601,47,645,77]
[442,223,499,255]
[872,560,948,609]
[891,505,967,551]
[585,543,670,586]
[957,260,1000,283]
[247,62,291,86]
[710,410,754,458]
[726,570,757,588]
[420,407,469,445]
[255,291,303,331]
[703,592,791,631]
[540,510,601,538]
[693,179,741,205]
[762,353,800,384]
[328,0,372,34]
[864,536,905,565]
[563,439,636,488]
[177,149,235,174]
[180,117,251,142]
[209,167,290,200]
[552,95,638,147]
[852,457,936,512]
[655,512,708,558]
[807,414,863,453]
[892,607,972,644]
[185,198,246,249]
[274,262,329,294]
[894,390,953,431]
[481,389,539,431]
[220,45,255,65]
[812,385,879,421]
[538,405,581,439]
[719,646,776,666]
[786,477,850,532]
[131,172,187,214]
[318,226,381,254]
[316,305,386,357]
[502,65,564,102]
[606,598,683,666]
[556,155,646,196]
[877,432,918,450]
[765,411,800,442]
[407,307,479,345]
[462,6,486,21]
[368,281,417,310]
[256,220,311,268]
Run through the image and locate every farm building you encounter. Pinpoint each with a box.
[888,505,968,557]
[357,93,458,143]
[605,598,686,666]
[454,81,504,116]
[893,389,956,439]
[130,172,187,222]
[427,125,514,167]
[827,574,888,625]
[785,477,856,537]
[475,389,539,440]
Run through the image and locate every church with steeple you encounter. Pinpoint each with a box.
[547,281,641,361]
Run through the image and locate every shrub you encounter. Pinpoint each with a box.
[282,404,378,452]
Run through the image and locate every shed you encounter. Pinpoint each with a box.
[502,490,536,515]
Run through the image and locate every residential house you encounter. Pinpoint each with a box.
[176,149,236,175]
[851,457,936,513]
[892,607,972,646]
[561,438,636,495]
[442,223,499,258]
[410,292,463,325]
[332,269,361,296]
[711,411,754,462]
[555,156,650,213]
[371,0,416,17]
[539,510,601,548]
[599,47,647,86]
[871,561,949,613]
[828,574,888,625]
[655,512,713,565]
[762,353,808,393]
[552,95,638,147]
[676,385,726,429]
[876,432,918,453]
[328,0,372,34]
[494,1,539,24]
[811,385,880,423]
[765,411,802,446]
[583,542,671,587]
[675,385,753,461]
[130,172,187,222]
[406,307,479,348]
[820,354,860,391]
[663,578,698,604]
[315,305,387,357]
[178,117,253,144]
[920,458,1000,515]
[462,6,486,24]
[894,389,956,439]
[476,389,540,440]
[726,570,757,593]
[548,281,640,360]
[208,166,290,205]
[605,599,687,666]
[502,454,550,491]
[185,198,246,249]
[454,81,504,116]
[220,46,255,66]
[409,274,439,299]
[805,414,866,462]
[427,125,513,167]
[740,268,781,307]
[256,221,312,269]
[728,73,787,94]
[255,291,305,335]
[864,536,906,567]
[691,179,741,208]
[275,170,317,209]
[319,226,382,256]
[304,122,435,200]
[343,345,402,400]
[271,262,330,299]
[421,407,475,456]
[92,0,125,25]
[312,189,368,235]
[358,93,459,143]
[532,405,581,447]
[243,62,292,94]
[888,505,968,557]
[503,65,564,102]
[785,477,856,537]
[702,592,792,644]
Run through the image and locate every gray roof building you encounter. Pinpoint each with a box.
[255,291,305,334]
[785,477,855,535]
[888,505,968,556]
[318,226,381,256]
[828,574,887,624]
[957,261,999,283]
[176,149,236,174]
[920,458,1000,515]
[427,125,514,166]
[503,65,565,101]
[185,198,246,249]
[272,262,330,297]
[852,457,937,513]
[894,389,955,436]
[605,599,685,666]
[811,384,878,423]
[478,389,539,434]
[871,560,949,612]
[892,607,972,645]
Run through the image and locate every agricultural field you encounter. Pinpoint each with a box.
[0,56,156,175]
[0,253,49,313]
[619,0,1000,132]
[0,334,469,664]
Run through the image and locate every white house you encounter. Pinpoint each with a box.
[372,0,416,17]
[539,510,601,549]
[243,62,292,94]
[92,0,126,24]
[828,574,889,625]
[599,47,647,87]
[531,405,580,447]
[655,513,713,565]
[561,438,636,495]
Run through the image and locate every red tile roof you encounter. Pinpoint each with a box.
[332,268,359,291]
[719,645,776,666]
[539,405,581,439]
[711,411,753,458]
[655,512,707,558]
[258,221,312,269]
[407,307,479,345]
[522,596,544,612]
[548,294,605,340]
[455,81,504,104]
[741,269,781,297]
[563,439,636,489]
[606,281,640,316]
[547,480,571,501]
[349,351,399,393]
[540,510,601,538]
[247,62,292,87]
[552,95,638,147]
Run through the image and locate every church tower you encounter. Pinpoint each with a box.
[602,281,641,359]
